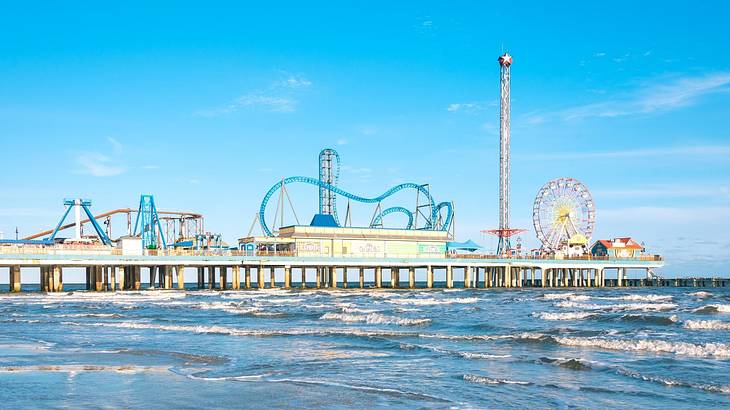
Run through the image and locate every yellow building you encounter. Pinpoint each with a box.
[239,225,448,259]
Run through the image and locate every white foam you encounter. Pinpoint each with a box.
[532,312,596,321]
[459,352,512,360]
[554,336,730,358]
[689,291,713,298]
[555,301,677,312]
[596,294,673,302]
[62,321,413,338]
[683,320,730,330]
[542,293,590,301]
[320,312,430,326]
[463,374,530,385]
[386,297,478,306]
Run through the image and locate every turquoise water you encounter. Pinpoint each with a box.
[1,285,729,408]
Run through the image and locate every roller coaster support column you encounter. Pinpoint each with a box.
[375,267,382,288]
[464,267,471,289]
[197,267,204,289]
[409,267,415,289]
[427,266,434,288]
[301,268,306,289]
[270,267,276,288]
[446,266,453,289]
[245,267,251,289]
[390,268,397,289]
[342,268,348,289]
[315,267,321,288]
[284,266,291,289]
[359,268,365,289]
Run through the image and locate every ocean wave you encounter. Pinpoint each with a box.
[689,291,713,298]
[683,320,730,330]
[694,304,730,314]
[613,366,730,394]
[61,321,413,339]
[537,356,592,371]
[320,312,430,326]
[532,312,596,321]
[595,294,673,302]
[554,336,730,358]
[399,342,511,360]
[619,314,679,326]
[0,364,170,374]
[386,297,478,306]
[555,301,677,312]
[543,293,590,301]
[463,374,531,385]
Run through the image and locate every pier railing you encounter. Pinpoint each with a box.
[0,244,663,262]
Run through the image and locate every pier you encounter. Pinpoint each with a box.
[2,248,719,293]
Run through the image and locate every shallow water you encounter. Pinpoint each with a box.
[1,285,729,408]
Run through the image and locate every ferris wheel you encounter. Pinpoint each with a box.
[533,177,595,253]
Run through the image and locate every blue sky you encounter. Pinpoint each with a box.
[1,1,729,275]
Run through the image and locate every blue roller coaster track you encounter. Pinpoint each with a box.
[258,149,453,237]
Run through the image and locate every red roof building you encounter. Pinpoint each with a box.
[590,237,644,258]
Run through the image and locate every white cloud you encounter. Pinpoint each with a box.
[278,74,312,89]
[523,72,730,123]
[447,100,496,113]
[107,137,123,153]
[75,152,126,177]
[196,73,312,116]
[336,138,348,146]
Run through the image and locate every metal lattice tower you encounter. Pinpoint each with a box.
[318,148,340,217]
[133,195,166,250]
[497,52,513,255]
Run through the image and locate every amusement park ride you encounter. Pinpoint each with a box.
[483,53,597,258]
[255,148,455,238]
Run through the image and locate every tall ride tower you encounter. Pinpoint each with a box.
[486,52,524,255]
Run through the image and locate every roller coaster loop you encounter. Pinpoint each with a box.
[259,176,453,237]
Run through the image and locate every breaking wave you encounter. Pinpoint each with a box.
[554,336,730,358]
[555,301,677,312]
[694,304,730,314]
[532,312,596,321]
[683,320,730,330]
[386,297,478,306]
[463,374,531,385]
[320,312,430,326]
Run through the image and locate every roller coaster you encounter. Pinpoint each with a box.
[258,149,453,237]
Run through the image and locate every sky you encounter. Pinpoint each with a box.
[1,1,729,276]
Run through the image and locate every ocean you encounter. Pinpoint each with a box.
[1,285,729,409]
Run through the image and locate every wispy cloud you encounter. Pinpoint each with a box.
[75,152,126,177]
[71,137,129,177]
[447,100,496,114]
[336,138,348,146]
[107,137,123,153]
[276,74,312,89]
[521,144,730,161]
[196,73,312,117]
[523,72,730,123]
